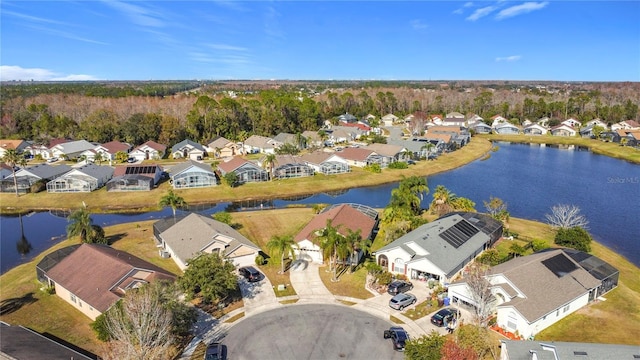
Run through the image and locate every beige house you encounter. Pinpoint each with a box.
[153,213,261,270]
[37,244,176,320]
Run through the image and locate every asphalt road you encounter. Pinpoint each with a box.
[222,304,406,360]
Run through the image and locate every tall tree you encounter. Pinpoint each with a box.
[404,331,445,360]
[464,263,494,327]
[67,206,106,243]
[159,189,186,219]
[317,220,349,282]
[266,235,298,274]
[1,148,26,197]
[263,153,277,180]
[545,204,589,229]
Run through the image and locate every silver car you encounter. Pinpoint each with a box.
[389,292,416,310]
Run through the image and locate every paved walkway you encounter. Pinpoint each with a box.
[180,263,472,358]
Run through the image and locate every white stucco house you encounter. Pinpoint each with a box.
[375,212,503,285]
[447,248,619,340]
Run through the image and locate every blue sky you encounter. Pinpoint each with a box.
[1,1,638,81]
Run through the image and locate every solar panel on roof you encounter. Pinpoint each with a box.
[125,165,156,175]
[439,220,480,248]
[542,253,578,278]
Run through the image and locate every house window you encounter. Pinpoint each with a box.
[78,300,82,308]
[563,304,570,313]
[393,258,405,273]
[70,294,77,303]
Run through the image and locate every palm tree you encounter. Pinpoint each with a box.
[266,235,297,274]
[421,143,435,159]
[430,185,457,216]
[317,220,349,282]
[263,153,276,180]
[67,207,93,242]
[159,189,187,219]
[94,151,104,165]
[1,149,27,197]
[344,229,367,273]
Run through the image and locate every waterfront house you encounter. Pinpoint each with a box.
[37,243,176,320]
[375,212,502,285]
[171,139,206,160]
[46,164,113,192]
[265,155,314,179]
[106,164,163,191]
[491,115,508,128]
[494,123,521,135]
[448,248,618,340]
[130,140,167,161]
[337,147,377,167]
[295,203,378,264]
[0,163,71,193]
[300,151,350,175]
[362,143,407,166]
[471,122,492,134]
[217,156,269,184]
[153,213,261,270]
[550,124,577,137]
[170,160,217,189]
[523,124,548,135]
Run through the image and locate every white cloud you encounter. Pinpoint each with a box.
[496,2,549,20]
[454,2,474,15]
[206,43,248,52]
[2,10,67,25]
[410,19,428,30]
[464,2,474,7]
[495,55,522,62]
[0,65,98,81]
[102,0,165,28]
[466,5,498,21]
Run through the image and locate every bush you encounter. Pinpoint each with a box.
[388,161,408,169]
[531,239,550,252]
[364,164,382,173]
[377,271,392,285]
[255,254,266,266]
[555,226,592,252]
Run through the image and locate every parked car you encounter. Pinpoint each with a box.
[383,326,409,351]
[389,293,416,310]
[387,280,413,295]
[127,157,136,163]
[204,342,225,360]
[430,308,460,327]
[47,157,59,163]
[238,266,262,282]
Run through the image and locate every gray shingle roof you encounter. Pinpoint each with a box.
[170,160,214,176]
[499,340,640,360]
[0,322,96,360]
[158,213,259,264]
[53,140,95,154]
[171,139,205,153]
[15,163,71,180]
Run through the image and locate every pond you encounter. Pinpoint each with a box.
[1,142,638,274]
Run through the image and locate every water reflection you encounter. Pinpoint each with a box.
[15,214,32,257]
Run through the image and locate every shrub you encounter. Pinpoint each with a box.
[531,239,550,252]
[377,271,392,285]
[388,161,408,169]
[255,254,266,266]
[364,164,382,173]
[555,226,592,252]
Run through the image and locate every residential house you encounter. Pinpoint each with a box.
[550,124,577,137]
[494,123,521,135]
[170,160,217,189]
[294,203,378,263]
[499,340,640,360]
[302,130,324,149]
[106,164,163,191]
[0,163,13,180]
[50,140,96,160]
[337,147,376,167]
[300,151,350,175]
[171,139,206,160]
[387,138,432,160]
[24,142,52,159]
[273,132,299,149]
[561,118,582,128]
[491,115,508,128]
[428,126,471,147]
[521,119,532,127]
[243,135,277,154]
[585,118,608,129]
[611,119,640,131]
[37,243,176,320]
[381,113,399,126]
[153,213,261,270]
[579,124,599,138]
[442,117,466,127]
[523,124,548,135]
[362,143,407,166]
[599,131,621,143]
[375,212,502,284]
[206,136,239,158]
[0,322,97,359]
[46,164,114,192]
[0,139,29,157]
[466,114,484,127]
[421,133,454,154]
[93,141,131,162]
[536,117,551,127]
[217,156,268,184]
[266,155,314,179]
[446,111,465,119]
[339,121,371,134]
[329,125,365,143]
[338,113,358,123]
[429,114,444,125]
[130,140,167,161]
[448,248,618,340]
[471,122,492,134]
[0,163,71,194]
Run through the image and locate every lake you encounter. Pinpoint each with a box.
[1,142,638,274]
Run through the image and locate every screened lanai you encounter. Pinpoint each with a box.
[47,174,99,192]
[319,161,350,175]
[236,167,269,183]
[273,163,314,179]
[106,175,154,191]
[172,170,217,188]
[0,177,32,193]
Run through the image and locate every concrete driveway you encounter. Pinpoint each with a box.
[222,304,405,360]
[238,273,278,315]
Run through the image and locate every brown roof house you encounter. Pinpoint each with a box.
[153,213,261,270]
[0,139,29,157]
[37,244,176,320]
[447,248,618,340]
[207,136,240,158]
[337,147,376,167]
[294,203,378,264]
[217,156,268,184]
